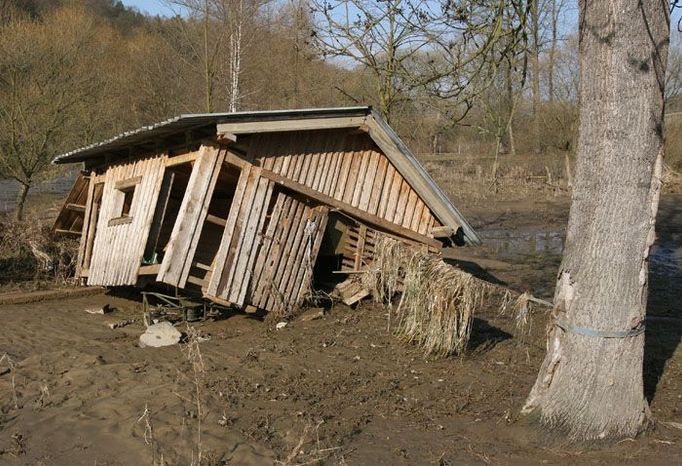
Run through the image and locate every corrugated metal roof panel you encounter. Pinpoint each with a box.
[53,107,372,164]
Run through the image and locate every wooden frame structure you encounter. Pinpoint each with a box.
[53,107,480,313]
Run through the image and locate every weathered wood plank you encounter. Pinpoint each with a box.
[236,179,274,304]
[157,145,225,288]
[217,116,366,135]
[249,192,286,304]
[75,173,96,276]
[289,207,329,305]
[229,175,272,303]
[259,168,440,248]
[205,165,252,297]
[144,171,175,262]
[214,167,261,299]
[252,195,293,307]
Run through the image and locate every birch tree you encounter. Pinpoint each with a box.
[523,0,670,440]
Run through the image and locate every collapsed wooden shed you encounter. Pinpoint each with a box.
[53,107,480,313]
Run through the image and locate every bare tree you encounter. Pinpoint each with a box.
[166,0,228,112]
[546,0,567,103]
[311,0,434,122]
[529,0,541,153]
[312,0,529,126]
[166,0,267,112]
[523,0,670,440]
[0,7,114,219]
[665,34,682,105]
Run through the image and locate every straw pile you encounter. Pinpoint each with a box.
[362,236,518,358]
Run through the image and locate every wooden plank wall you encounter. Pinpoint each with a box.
[53,173,89,234]
[206,165,275,305]
[157,145,226,288]
[251,129,440,237]
[248,195,328,314]
[76,177,101,276]
[87,156,167,286]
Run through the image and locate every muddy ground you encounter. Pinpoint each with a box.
[0,196,680,465]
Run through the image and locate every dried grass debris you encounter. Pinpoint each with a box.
[362,236,549,357]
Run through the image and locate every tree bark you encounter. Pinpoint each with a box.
[15,182,29,221]
[522,0,669,441]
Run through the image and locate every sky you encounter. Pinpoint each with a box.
[120,0,183,17]
[120,0,681,37]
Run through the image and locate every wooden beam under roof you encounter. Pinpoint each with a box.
[216,115,367,135]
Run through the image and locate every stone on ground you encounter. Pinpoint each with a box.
[139,322,182,348]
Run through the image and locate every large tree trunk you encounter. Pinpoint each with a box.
[522,0,669,441]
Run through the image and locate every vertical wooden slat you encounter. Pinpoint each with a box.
[351,150,370,208]
[343,151,361,205]
[144,170,175,262]
[82,182,103,274]
[293,207,329,303]
[359,151,379,211]
[252,195,294,307]
[157,146,224,288]
[377,163,395,218]
[384,171,403,223]
[418,206,433,235]
[229,176,273,303]
[354,224,367,270]
[393,180,410,226]
[368,155,388,215]
[334,150,352,201]
[249,192,286,303]
[402,190,419,229]
[215,167,261,298]
[265,200,306,312]
[76,173,95,276]
[283,206,328,305]
[206,165,252,298]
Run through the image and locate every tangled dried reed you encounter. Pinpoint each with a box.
[362,236,534,358]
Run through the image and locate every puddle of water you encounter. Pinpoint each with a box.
[0,172,76,213]
[479,229,564,260]
[480,228,682,276]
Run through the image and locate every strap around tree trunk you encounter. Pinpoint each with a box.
[554,317,646,338]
